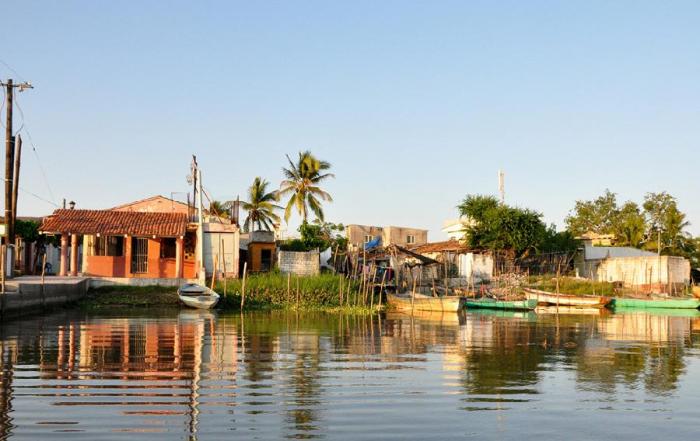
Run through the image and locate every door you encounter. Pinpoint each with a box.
[131,237,149,274]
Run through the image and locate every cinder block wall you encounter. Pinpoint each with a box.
[278,250,320,276]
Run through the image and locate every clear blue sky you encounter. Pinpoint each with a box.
[4,0,699,239]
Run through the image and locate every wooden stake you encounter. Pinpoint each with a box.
[221,239,227,296]
[211,254,219,291]
[411,269,417,313]
[287,272,291,303]
[296,276,300,308]
[378,269,386,309]
[339,273,343,305]
[240,262,247,311]
[40,253,47,305]
[1,245,5,294]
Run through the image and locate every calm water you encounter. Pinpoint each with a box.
[2,308,700,440]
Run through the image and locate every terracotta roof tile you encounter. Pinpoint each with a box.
[40,209,187,237]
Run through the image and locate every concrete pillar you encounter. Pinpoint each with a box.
[59,234,69,276]
[70,234,79,276]
[124,235,132,276]
[175,237,183,279]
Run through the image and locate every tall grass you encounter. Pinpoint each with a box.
[214,271,376,310]
[527,275,618,296]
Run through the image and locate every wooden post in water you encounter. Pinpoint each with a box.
[378,269,386,309]
[41,253,47,305]
[370,266,377,309]
[240,262,247,311]
[0,245,4,294]
[287,272,291,304]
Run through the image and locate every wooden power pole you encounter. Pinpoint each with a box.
[4,79,14,248]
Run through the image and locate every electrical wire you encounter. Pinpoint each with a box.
[0,59,27,83]
[19,187,59,207]
[22,127,57,205]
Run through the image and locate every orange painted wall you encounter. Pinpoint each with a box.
[87,256,127,277]
[86,237,188,279]
[248,242,276,272]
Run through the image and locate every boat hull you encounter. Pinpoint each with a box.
[609,297,700,309]
[178,284,220,310]
[524,288,611,308]
[387,293,464,312]
[464,298,537,311]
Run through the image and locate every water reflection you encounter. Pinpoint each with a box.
[1,307,700,440]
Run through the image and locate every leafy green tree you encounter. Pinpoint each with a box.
[238,177,281,232]
[458,195,549,256]
[565,189,619,236]
[279,151,334,223]
[279,220,347,252]
[613,202,646,247]
[642,192,691,255]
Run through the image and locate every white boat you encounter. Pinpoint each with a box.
[178,283,220,309]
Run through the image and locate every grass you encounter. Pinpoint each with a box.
[214,271,379,312]
[526,275,619,296]
[80,285,179,309]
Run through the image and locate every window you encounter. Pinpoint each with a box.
[93,236,124,256]
[364,235,373,243]
[406,235,416,245]
[160,238,177,259]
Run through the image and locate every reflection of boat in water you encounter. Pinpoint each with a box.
[464,298,537,311]
[465,308,537,320]
[524,288,611,308]
[385,309,465,326]
[178,309,217,322]
[535,305,609,316]
[611,307,700,318]
[387,292,464,312]
[609,297,700,310]
[178,283,220,309]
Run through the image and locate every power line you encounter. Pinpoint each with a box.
[22,127,57,205]
[19,186,59,207]
[0,59,27,83]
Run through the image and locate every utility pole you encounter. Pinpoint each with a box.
[4,79,14,252]
[12,135,21,225]
[2,78,33,278]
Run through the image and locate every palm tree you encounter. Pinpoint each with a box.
[209,200,230,219]
[279,151,334,224]
[240,177,281,232]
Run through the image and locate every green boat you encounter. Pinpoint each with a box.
[609,297,700,310]
[464,298,537,311]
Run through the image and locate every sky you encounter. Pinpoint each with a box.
[3,0,699,239]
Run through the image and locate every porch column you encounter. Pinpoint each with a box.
[59,234,69,276]
[175,237,184,279]
[124,235,132,277]
[70,234,79,276]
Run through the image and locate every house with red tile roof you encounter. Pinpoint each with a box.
[39,199,239,281]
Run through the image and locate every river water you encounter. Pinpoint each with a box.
[1,308,700,440]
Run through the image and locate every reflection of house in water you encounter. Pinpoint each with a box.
[597,314,692,343]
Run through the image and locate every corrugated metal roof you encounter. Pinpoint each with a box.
[584,245,656,260]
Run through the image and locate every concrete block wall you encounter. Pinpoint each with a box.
[278,250,320,276]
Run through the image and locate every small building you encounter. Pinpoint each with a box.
[441,216,474,241]
[240,230,276,273]
[575,244,690,292]
[411,239,493,283]
[346,224,428,251]
[576,231,617,247]
[40,209,196,280]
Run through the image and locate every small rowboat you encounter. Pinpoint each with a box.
[464,298,537,311]
[609,297,700,310]
[387,292,464,312]
[524,288,611,308]
[178,283,220,309]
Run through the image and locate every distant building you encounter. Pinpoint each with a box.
[411,239,493,283]
[576,231,617,247]
[111,195,191,214]
[441,216,474,241]
[346,224,428,251]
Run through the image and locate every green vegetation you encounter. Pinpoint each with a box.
[80,285,179,309]
[279,220,347,252]
[565,190,699,266]
[279,150,334,223]
[527,276,618,296]
[215,272,377,311]
[237,176,282,232]
[457,195,578,256]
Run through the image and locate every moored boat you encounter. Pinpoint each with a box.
[609,297,700,310]
[464,298,537,311]
[387,292,464,312]
[178,283,220,309]
[524,288,611,308]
